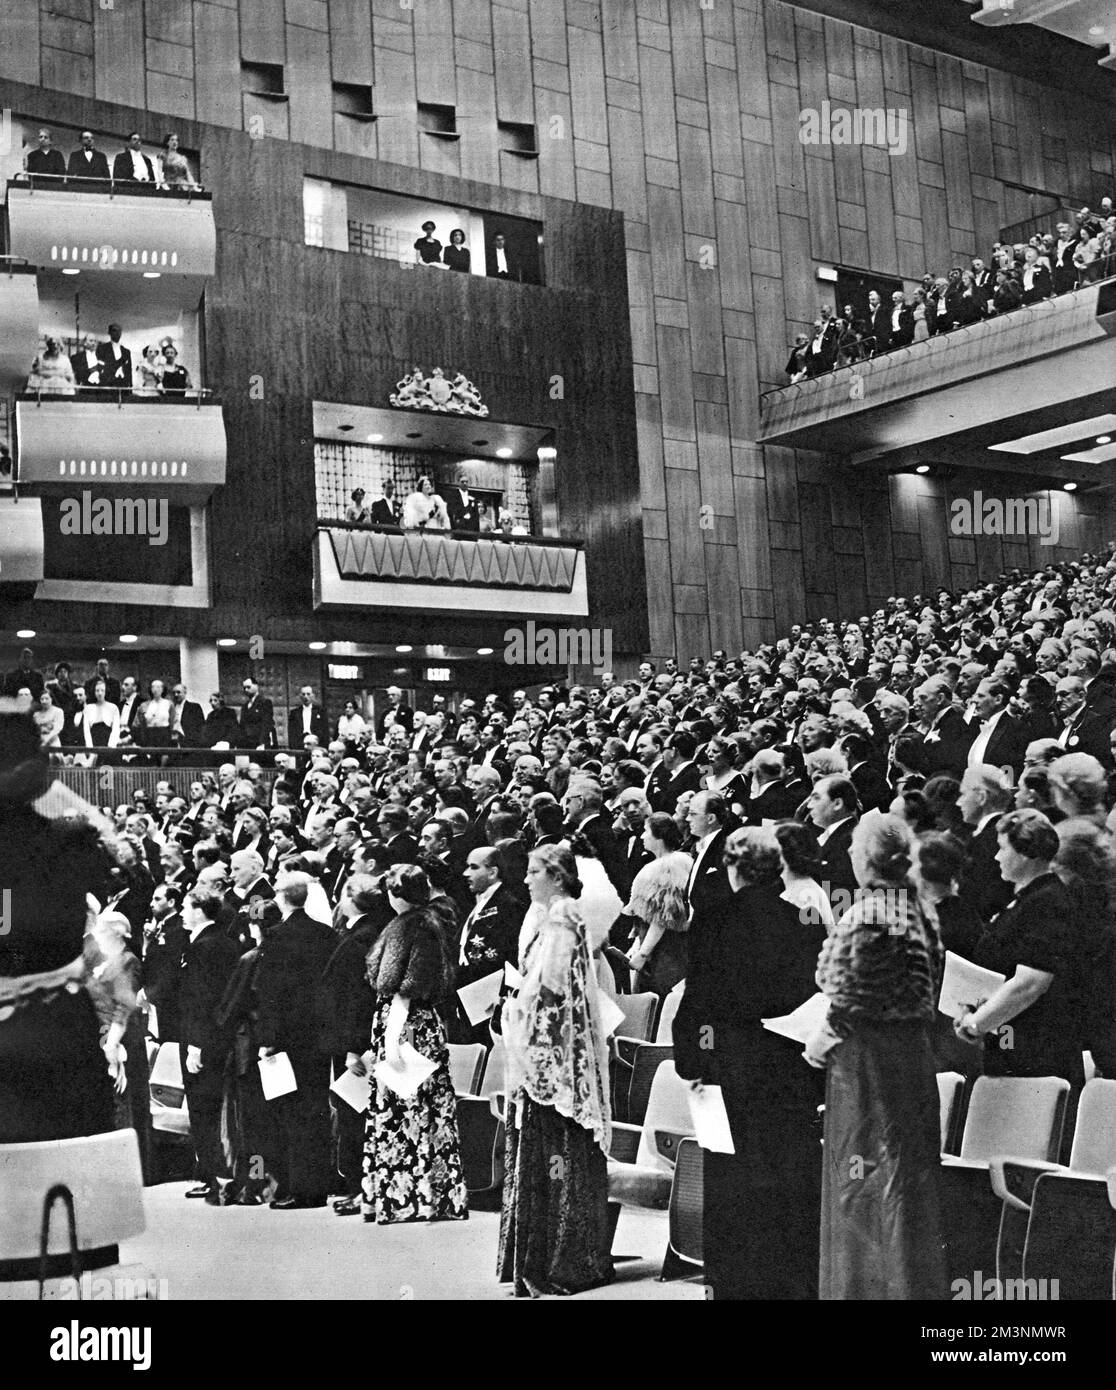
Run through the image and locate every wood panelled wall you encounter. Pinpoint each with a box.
[3,0,1116,660]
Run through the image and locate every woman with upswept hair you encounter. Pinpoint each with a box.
[498,842,614,1297]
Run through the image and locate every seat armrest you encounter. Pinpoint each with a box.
[941,1156,991,1173]
[609,1122,642,1164]
[488,1092,506,1122]
[653,1127,692,1166]
[988,1157,1060,1211]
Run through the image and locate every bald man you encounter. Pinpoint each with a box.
[453,847,523,1043]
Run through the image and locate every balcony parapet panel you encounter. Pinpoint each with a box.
[313,525,589,617]
[6,180,216,303]
[14,394,226,505]
[759,282,1116,459]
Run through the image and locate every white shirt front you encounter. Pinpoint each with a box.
[495,245,508,273]
[817,815,853,847]
[967,709,1004,767]
[129,149,150,180]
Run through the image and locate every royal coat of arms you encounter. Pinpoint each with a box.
[389,366,489,416]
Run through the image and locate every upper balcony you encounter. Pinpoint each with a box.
[759,280,1116,468]
[313,523,588,618]
[5,174,216,306]
[14,390,227,506]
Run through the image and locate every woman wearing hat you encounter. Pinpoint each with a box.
[414,220,444,266]
[0,701,119,1142]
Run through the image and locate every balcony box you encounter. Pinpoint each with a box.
[759,282,1116,460]
[313,526,589,617]
[14,395,226,505]
[6,181,216,302]
[0,264,41,395]
[0,495,44,587]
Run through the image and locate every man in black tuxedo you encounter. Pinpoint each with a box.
[1019,248,1052,305]
[82,658,120,707]
[806,775,860,912]
[1050,224,1078,294]
[840,734,892,813]
[317,875,392,1214]
[140,883,189,1043]
[26,127,66,183]
[374,804,420,865]
[453,849,522,1042]
[488,232,513,278]
[912,676,975,778]
[636,730,671,812]
[180,886,241,1202]
[112,132,157,184]
[562,776,627,897]
[418,818,472,919]
[965,677,1028,780]
[956,766,1013,921]
[238,675,277,750]
[462,765,503,852]
[3,647,45,700]
[444,473,481,532]
[256,873,337,1209]
[1069,647,1116,723]
[70,335,104,390]
[612,788,655,888]
[684,791,733,926]
[376,685,413,738]
[660,730,703,814]
[96,323,132,389]
[368,479,402,527]
[887,291,915,348]
[288,685,329,749]
[66,129,111,182]
[158,840,192,897]
[970,258,995,311]
[865,290,890,355]
[1054,677,1114,767]
[170,682,206,747]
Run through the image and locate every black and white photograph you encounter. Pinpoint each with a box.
[2,0,1116,1367]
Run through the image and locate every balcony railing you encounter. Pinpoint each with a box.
[759,276,1116,456]
[314,522,589,615]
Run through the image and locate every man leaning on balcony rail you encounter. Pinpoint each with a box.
[783,196,1116,382]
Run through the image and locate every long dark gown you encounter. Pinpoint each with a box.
[673,876,826,1299]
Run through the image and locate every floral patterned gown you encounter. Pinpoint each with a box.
[360,908,468,1224]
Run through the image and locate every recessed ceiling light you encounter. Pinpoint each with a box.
[217,637,237,647]
[990,414,1116,454]
[16,628,35,639]
[1060,443,1116,464]
[62,268,80,275]
[1097,436,1111,445]
[915,464,930,474]
[142,271,161,278]
[395,644,413,653]
[472,440,489,447]
[309,641,327,650]
[406,431,422,439]
[119,634,138,644]
[1064,482,1078,491]
[1089,25,1105,36]
[477,647,494,655]
[496,447,513,458]
[366,433,383,442]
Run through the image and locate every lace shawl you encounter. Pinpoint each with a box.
[503,896,612,1152]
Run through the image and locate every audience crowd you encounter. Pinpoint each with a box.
[11,544,1116,1297]
[23,125,199,190]
[27,327,195,398]
[787,198,1116,380]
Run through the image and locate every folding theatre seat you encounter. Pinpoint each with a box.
[613,985,683,1125]
[455,1040,507,1203]
[447,1042,487,1097]
[0,1130,150,1299]
[937,1071,966,1155]
[607,1061,695,1273]
[989,1078,1116,1299]
[939,1075,1070,1285]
